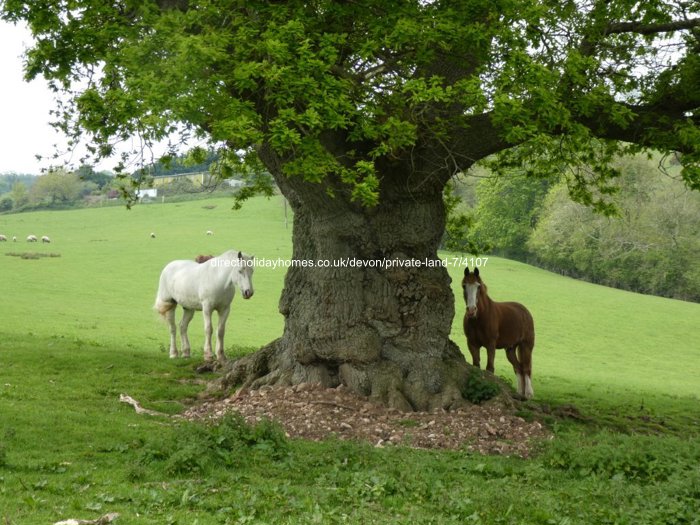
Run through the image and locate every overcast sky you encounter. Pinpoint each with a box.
[0,20,189,175]
[0,20,67,174]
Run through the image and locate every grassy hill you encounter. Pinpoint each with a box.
[2,195,698,398]
[0,196,291,350]
[1,196,699,524]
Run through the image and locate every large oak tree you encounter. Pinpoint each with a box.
[3,0,698,409]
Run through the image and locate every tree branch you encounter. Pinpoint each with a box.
[577,102,698,153]
[412,112,512,177]
[605,18,700,36]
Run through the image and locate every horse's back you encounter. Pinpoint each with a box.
[159,259,199,287]
[159,257,237,311]
[498,301,534,346]
[164,259,199,272]
[157,260,202,303]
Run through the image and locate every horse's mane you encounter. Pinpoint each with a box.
[476,277,491,306]
[478,277,488,296]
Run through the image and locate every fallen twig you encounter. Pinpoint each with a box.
[119,394,169,417]
[54,512,120,525]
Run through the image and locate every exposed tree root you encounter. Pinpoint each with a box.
[216,339,513,412]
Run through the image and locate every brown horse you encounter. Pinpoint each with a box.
[462,267,535,399]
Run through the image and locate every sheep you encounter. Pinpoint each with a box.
[41,236,51,243]
[27,235,38,242]
[150,232,156,238]
[0,235,6,242]
[206,230,213,236]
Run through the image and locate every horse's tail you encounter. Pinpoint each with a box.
[154,278,176,318]
[154,298,176,318]
[154,263,178,318]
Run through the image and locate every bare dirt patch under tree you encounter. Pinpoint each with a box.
[183,383,551,457]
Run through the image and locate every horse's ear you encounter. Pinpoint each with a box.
[237,251,242,259]
[464,267,470,276]
[474,267,480,278]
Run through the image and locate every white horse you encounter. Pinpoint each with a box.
[154,250,254,361]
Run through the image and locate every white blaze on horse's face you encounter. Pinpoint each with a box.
[236,254,254,300]
[465,281,480,318]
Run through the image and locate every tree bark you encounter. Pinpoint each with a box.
[220,148,472,411]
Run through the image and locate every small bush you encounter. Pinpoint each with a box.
[213,415,289,459]
[165,444,208,475]
[461,369,501,404]
[135,414,289,476]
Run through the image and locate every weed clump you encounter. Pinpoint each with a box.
[134,414,288,476]
[542,432,700,482]
[461,369,501,404]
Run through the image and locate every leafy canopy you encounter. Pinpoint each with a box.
[2,0,699,207]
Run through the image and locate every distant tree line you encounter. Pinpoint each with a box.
[133,149,219,180]
[0,150,248,212]
[446,154,700,302]
[0,166,116,212]
[0,173,36,194]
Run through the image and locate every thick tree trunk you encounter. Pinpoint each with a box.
[220,152,473,411]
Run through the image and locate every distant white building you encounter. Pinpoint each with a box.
[136,188,158,200]
[225,179,245,188]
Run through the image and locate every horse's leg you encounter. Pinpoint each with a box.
[179,308,195,358]
[505,346,524,397]
[467,341,481,368]
[215,305,231,361]
[165,308,178,358]
[486,343,496,374]
[202,305,214,361]
[518,343,534,399]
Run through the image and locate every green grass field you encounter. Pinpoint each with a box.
[1,196,699,524]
